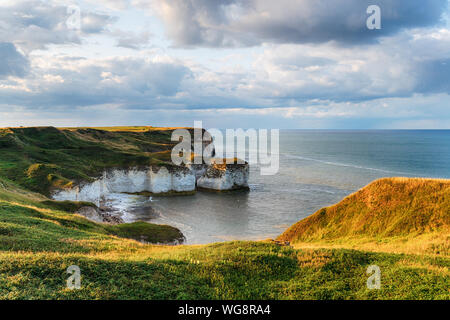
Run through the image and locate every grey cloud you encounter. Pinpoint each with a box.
[82,12,118,34]
[415,59,450,93]
[0,56,191,108]
[0,0,116,51]
[113,30,152,49]
[1,23,450,115]
[152,0,448,47]
[0,42,29,78]
[90,0,129,11]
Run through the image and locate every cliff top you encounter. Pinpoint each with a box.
[0,126,189,132]
[278,177,450,254]
[0,126,182,196]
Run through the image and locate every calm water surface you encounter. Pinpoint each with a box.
[111,130,450,244]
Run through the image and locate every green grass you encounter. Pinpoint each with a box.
[0,126,183,196]
[106,222,185,244]
[0,241,448,299]
[0,128,449,300]
[279,178,450,256]
[0,185,184,251]
[0,183,448,300]
[39,200,97,213]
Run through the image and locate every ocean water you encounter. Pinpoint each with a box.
[119,130,450,244]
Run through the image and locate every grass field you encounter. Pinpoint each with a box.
[0,175,447,300]
[279,178,450,257]
[0,126,183,196]
[1,240,448,299]
[0,127,448,300]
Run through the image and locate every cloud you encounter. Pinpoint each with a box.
[81,12,117,34]
[149,0,448,47]
[0,42,29,78]
[2,26,450,113]
[2,93,449,129]
[90,0,130,11]
[0,0,449,129]
[0,0,116,52]
[416,58,450,93]
[0,55,191,108]
[113,30,152,49]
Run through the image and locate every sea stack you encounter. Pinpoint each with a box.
[196,162,250,191]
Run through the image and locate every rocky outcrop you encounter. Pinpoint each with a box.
[75,206,124,224]
[52,162,249,203]
[197,163,249,191]
[52,166,196,205]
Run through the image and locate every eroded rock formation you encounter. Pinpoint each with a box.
[197,163,249,191]
[52,162,249,204]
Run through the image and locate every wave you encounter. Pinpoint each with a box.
[283,154,413,175]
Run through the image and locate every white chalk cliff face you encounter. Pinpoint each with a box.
[52,163,249,204]
[197,164,249,191]
[52,166,195,205]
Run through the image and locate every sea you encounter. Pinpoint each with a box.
[106,130,450,244]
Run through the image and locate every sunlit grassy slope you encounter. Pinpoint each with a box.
[0,126,189,246]
[0,177,448,299]
[278,178,450,256]
[0,126,184,196]
[0,179,184,248]
[0,178,448,300]
[0,128,448,299]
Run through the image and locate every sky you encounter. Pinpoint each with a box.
[0,0,449,129]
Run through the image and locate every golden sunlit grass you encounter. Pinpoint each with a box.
[0,126,183,196]
[61,126,190,132]
[279,178,450,257]
[0,179,449,299]
[0,127,449,299]
[290,231,449,256]
[396,258,449,276]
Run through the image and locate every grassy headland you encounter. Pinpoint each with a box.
[0,126,192,245]
[0,127,448,299]
[0,126,189,196]
[278,178,449,256]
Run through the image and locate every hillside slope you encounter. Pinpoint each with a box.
[0,128,449,299]
[0,176,184,245]
[278,178,450,255]
[0,126,189,196]
[0,178,448,299]
[0,174,448,299]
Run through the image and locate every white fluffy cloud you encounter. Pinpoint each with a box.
[3,26,448,111]
[113,29,152,49]
[0,0,449,128]
[0,0,117,52]
[0,54,191,108]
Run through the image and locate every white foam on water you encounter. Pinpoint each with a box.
[283,153,413,175]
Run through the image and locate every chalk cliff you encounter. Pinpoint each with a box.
[197,163,249,191]
[52,162,249,204]
[52,166,196,204]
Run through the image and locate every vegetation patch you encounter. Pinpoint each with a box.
[0,242,448,299]
[0,127,184,196]
[106,222,185,244]
[40,200,97,213]
[279,178,450,251]
[0,128,449,299]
